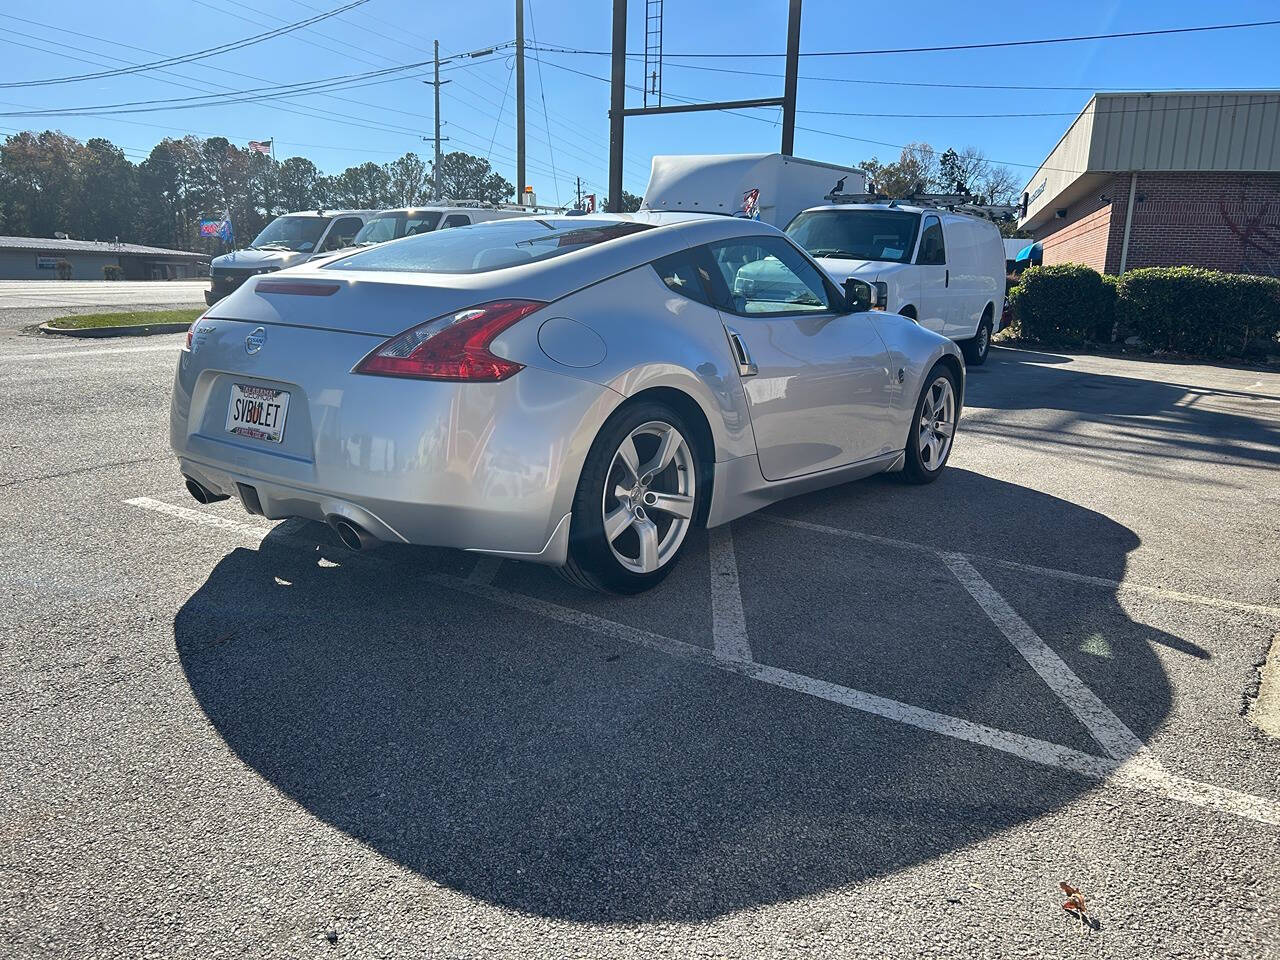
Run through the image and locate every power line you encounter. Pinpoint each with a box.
[0,13,555,178]
[529,19,1280,59]
[450,65,651,179]
[484,61,515,162]
[0,14,440,139]
[0,22,603,197]
[525,56,1089,177]
[219,2,631,198]
[597,55,1129,93]
[0,0,373,89]
[535,44,1258,94]
[531,53,1280,162]
[188,0,390,71]
[525,1,560,206]
[0,52,511,120]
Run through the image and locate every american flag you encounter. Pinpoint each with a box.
[742,188,760,220]
[247,139,272,155]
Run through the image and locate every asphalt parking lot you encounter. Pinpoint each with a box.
[2,327,1279,957]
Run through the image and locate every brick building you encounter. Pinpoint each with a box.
[1017,92,1280,277]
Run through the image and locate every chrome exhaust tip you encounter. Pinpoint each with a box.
[329,516,380,551]
[184,477,228,504]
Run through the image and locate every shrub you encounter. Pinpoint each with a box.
[1115,267,1280,358]
[1007,264,1115,345]
[102,264,124,281]
[55,259,72,280]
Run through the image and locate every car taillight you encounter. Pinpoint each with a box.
[185,310,210,350]
[354,300,544,382]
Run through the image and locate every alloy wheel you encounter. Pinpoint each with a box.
[601,421,696,574]
[918,376,956,469]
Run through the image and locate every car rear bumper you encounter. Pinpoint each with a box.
[170,317,621,564]
[176,454,576,563]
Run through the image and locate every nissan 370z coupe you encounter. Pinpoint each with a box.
[171,212,964,594]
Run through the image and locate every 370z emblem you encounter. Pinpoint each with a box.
[245,327,267,355]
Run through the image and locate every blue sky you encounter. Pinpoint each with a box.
[1,0,1276,204]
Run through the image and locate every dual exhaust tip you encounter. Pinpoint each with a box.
[184,475,379,552]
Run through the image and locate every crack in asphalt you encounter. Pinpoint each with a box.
[0,455,171,490]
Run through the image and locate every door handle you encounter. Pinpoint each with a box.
[945,268,949,287]
[725,327,758,378]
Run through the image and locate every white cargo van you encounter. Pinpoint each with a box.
[206,209,377,305]
[641,153,866,229]
[786,203,1007,364]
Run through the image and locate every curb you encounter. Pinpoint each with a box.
[39,321,191,339]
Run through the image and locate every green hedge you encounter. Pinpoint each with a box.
[1007,264,1115,345]
[1115,267,1280,358]
[1010,263,1280,358]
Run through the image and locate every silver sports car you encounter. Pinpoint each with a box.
[172,212,963,593]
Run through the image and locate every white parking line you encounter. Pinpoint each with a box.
[0,343,180,362]
[124,496,274,539]
[759,515,1280,621]
[467,558,504,585]
[123,495,1280,827]
[942,553,1150,762]
[708,525,752,662]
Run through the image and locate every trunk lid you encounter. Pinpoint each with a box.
[201,270,518,339]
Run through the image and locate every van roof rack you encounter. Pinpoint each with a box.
[437,198,573,215]
[822,188,1018,222]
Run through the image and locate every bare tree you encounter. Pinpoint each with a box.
[860,142,940,197]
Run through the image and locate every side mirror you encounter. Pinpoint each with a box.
[843,277,873,312]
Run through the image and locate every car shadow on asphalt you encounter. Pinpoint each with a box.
[965,348,1280,472]
[173,471,1189,923]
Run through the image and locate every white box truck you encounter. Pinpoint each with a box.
[640,153,866,229]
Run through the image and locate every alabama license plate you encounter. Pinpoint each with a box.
[226,383,290,443]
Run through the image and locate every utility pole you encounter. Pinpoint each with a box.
[575,176,582,211]
[607,0,627,212]
[781,0,801,155]
[515,0,526,200]
[432,40,445,200]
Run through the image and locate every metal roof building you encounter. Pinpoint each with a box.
[0,236,208,281]
[1017,91,1280,276]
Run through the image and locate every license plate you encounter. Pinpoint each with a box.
[226,383,290,443]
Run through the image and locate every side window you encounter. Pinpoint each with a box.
[441,214,471,229]
[651,249,715,307]
[323,217,364,251]
[917,216,946,265]
[404,212,442,236]
[706,235,833,316]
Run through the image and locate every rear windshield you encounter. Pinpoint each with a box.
[323,218,654,274]
[786,209,921,264]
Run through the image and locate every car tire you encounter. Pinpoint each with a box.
[901,362,959,485]
[961,313,993,365]
[560,400,704,594]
